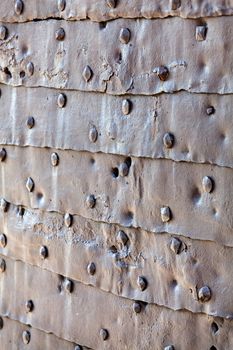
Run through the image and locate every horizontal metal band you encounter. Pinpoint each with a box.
[0,145,232,246]
[1,0,233,22]
[0,17,232,94]
[0,255,232,349]
[0,203,233,318]
[0,85,233,169]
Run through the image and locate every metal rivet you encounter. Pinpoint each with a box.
[55,28,65,41]
[164,346,175,350]
[116,230,128,246]
[156,66,169,81]
[198,286,211,302]
[170,0,181,10]
[196,26,207,41]
[57,93,66,108]
[0,259,6,273]
[161,206,172,223]
[26,62,34,76]
[202,176,213,193]
[0,26,7,40]
[15,0,23,15]
[0,148,6,162]
[82,66,93,82]
[26,177,34,192]
[106,0,116,8]
[0,234,7,248]
[87,262,96,275]
[25,300,33,313]
[137,276,147,291]
[64,279,73,293]
[58,0,66,11]
[170,237,182,254]
[74,346,83,350]
[51,152,59,167]
[64,213,72,227]
[119,28,131,44]
[39,245,48,260]
[0,317,3,329]
[22,330,31,345]
[99,328,109,341]
[119,163,129,177]
[163,133,174,149]
[26,116,35,129]
[133,301,141,314]
[89,126,98,143]
[122,99,131,115]
[86,194,96,209]
[0,198,8,212]
[206,106,215,115]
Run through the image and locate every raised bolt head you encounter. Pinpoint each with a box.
[0,148,6,162]
[0,234,7,248]
[0,317,3,329]
[157,66,169,81]
[64,213,72,228]
[39,245,48,260]
[25,300,33,313]
[116,230,128,246]
[58,0,66,11]
[26,177,34,192]
[0,198,8,212]
[86,194,96,209]
[51,152,59,167]
[99,328,109,341]
[87,262,96,275]
[82,66,93,82]
[57,93,66,108]
[106,0,116,8]
[55,28,65,41]
[170,0,181,10]
[0,26,8,40]
[119,28,131,44]
[133,302,141,314]
[202,176,213,193]
[137,276,147,291]
[122,99,131,115]
[196,26,207,41]
[26,116,35,129]
[206,106,215,115]
[64,279,73,293]
[26,62,34,76]
[119,163,129,177]
[15,0,24,15]
[198,286,211,302]
[22,330,31,344]
[0,259,6,273]
[161,206,172,223]
[89,126,98,143]
[170,237,182,254]
[163,133,174,149]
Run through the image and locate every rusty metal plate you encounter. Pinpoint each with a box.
[1,0,233,22]
[0,85,233,169]
[0,255,232,350]
[0,145,232,245]
[0,17,233,94]
[1,203,233,317]
[0,316,88,350]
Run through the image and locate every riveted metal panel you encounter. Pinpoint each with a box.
[0,18,233,94]
[0,203,233,316]
[0,255,233,350]
[0,145,232,245]
[0,85,233,168]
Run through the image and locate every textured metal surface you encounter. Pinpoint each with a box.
[0,18,233,94]
[0,203,233,317]
[0,254,233,350]
[0,145,233,245]
[1,0,233,22]
[1,84,233,168]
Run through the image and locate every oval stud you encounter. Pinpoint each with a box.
[0,234,7,248]
[51,152,59,167]
[0,198,8,212]
[0,26,7,40]
[99,328,109,341]
[161,206,172,222]
[57,93,66,108]
[0,317,3,329]
[64,279,73,293]
[163,133,174,149]
[137,276,147,291]
[57,0,66,11]
[198,286,211,302]
[170,237,182,254]
[89,126,98,143]
[39,245,48,260]
[86,194,96,209]
[116,230,128,246]
[82,66,93,82]
[0,258,6,273]
[119,28,131,44]
[106,0,116,8]
[164,346,175,350]
[119,162,129,177]
[55,28,65,41]
[206,106,215,115]
[202,176,213,193]
[26,62,34,76]
[25,300,33,313]
[15,0,24,15]
[0,148,6,162]
[26,177,34,192]
[22,330,31,345]
[26,116,35,129]
[64,213,72,228]
[157,66,169,81]
[122,99,131,115]
[133,301,141,314]
[74,346,83,350]
[87,262,96,276]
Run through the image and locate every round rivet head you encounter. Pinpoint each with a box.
[15,0,24,15]
[57,93,66,108]
[106,0,116,8]
[0,317,3,329]
[163,133,174,149]
[64,213,72,228]
[133,301,141,314]
[55,28,65,41]
[157,66,169,81]
[100,328,109,341]
[26,116,35,129]
[206,106,215,115]
[26,62,34,76]
[87,262,96,275]
[119,163,129,177]
[119,28,131,44]
[116,230,128,246]
[22,330,31,345]
[0,234,7,248]
[26,177,34,192]
[122,99,131,115]
[25,300,33,313]
[86,194,96,209]
[0,26,7,40]
[51,152,59,167]
[89,126,98,143]
[202,176,213,193]
[39,245,48,260]
[64,279,73,293]
[0,198,8,212]
[164,346,175,350]
[0,148,6,162]
[58,0,66,11]
[161,206,172,223]
[170,237,182,254]
[0,259,6,273]
[137,276,147,291]
[82,66,93,82]
[198,286,211,302]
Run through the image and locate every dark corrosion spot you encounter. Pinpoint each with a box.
[99,22,107,30]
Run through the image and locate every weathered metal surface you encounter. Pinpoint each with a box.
[1,203,233,317]
[0,18,233,94]
[1,85,233,169]
[0,254,233,350]
[0,145,233,245]
[0,316,89,350]
[1,0,233,22]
